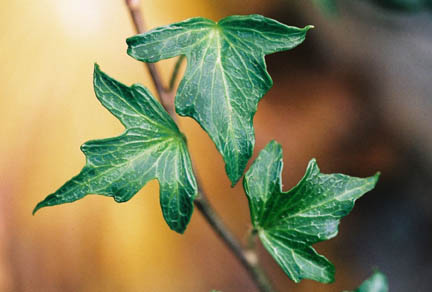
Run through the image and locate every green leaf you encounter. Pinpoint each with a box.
[127,15,312,185]
[33,64,198,234]
[347,271,388,292]
[243,141,379,283]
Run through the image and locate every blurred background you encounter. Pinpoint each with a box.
[0,0,431,291]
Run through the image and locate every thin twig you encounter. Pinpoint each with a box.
[125,0,176,117]
[169,55,186,91]
[124,1,275,291]
[194,188,275,292]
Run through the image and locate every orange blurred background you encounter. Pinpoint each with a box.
[1,1,431,291]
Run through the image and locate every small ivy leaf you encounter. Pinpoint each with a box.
[346,271,388,292]
[243,141,379,283]
[127,15,312,185]
[33,64,198,234]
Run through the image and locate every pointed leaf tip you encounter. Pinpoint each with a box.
[32,205,39,215]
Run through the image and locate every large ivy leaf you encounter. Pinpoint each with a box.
[243,141,379,283]
[127,15,312,185]
[345,271,388,292]
[33,64,197,233]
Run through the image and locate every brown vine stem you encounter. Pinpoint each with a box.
[125,0,176,117]
[124,1,275,291]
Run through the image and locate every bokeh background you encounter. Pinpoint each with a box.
[0,0,431,291]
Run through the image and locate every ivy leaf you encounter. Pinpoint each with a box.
[346,271,389,292]
[243,141,379,283]
[33,64,198,233]
[127,15,312,185]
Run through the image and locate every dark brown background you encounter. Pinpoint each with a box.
[0,0,431,291]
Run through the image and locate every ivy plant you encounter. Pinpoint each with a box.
[34,2,383,291]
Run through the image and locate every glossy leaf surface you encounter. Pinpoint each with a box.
[244,141,379,283]
[34,65,197,233]
[127,15,312,185]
